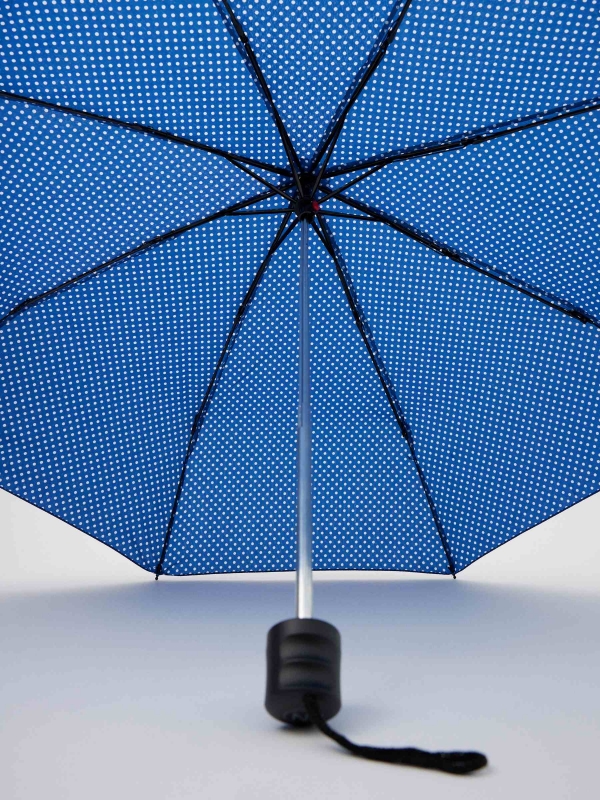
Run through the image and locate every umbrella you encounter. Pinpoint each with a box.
[2,0,599,774]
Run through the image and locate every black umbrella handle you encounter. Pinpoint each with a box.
[265,618,488,774]
[303,694,488,775]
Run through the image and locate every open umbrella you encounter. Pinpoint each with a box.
[2,0,599,774]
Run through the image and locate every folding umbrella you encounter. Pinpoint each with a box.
[2,0,599,775]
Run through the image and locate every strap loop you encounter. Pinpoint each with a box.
[303,694,488,775]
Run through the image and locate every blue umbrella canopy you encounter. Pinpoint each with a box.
[1,0,600,582]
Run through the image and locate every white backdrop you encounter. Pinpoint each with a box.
[2,488,599,800]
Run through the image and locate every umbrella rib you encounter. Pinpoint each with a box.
[317,163,390,204]
[229,208,291,216]
[325,95,600,178]
[0,89,290,176]
[332,191,600,329]
[226,159,295,202]
[154,212,297,577]
[214,0,303,192]
[312,214,457,576]
[308,0,414,190]
[0,188,287,329]
[321,211,380,222]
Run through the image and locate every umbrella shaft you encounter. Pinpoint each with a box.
[296,219,313,619]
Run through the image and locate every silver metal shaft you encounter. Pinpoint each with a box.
[296,219,313,619]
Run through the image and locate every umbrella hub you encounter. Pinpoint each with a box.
[293,196,321,220]
[293,175,322,220]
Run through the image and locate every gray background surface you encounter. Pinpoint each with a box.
[2,488,599,800]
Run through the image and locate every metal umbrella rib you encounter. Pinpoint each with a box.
[330,191,600,329]
[0,89,289,176]
[215,0,303,192]
[155,212,297,577]
[325,96,600,178]
[312,215,457,575]
[308,0,415,185]
[0,189,289,328]
[227,160,296,202]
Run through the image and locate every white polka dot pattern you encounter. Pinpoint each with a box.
[1,217,280,570]
[309,230,451,574]
[163,228,451,575]
[0,100,259,317]
[334,0,600,165]
[222,0,398,164]
[162,234,300,576]
[330,219,600,570]
[348,113,600,319]
[0,1,286,165]
[1,0,599,577]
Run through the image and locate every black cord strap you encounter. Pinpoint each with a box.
[303,695,487,775]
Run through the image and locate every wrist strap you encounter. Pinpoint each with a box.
[303,694,488,775]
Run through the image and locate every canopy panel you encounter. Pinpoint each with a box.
[0,99,260,317]
[162,226,451,576]
[0,0,287,165]
[344,112,600,320]
[222,0,400,163]
[334,0,600,166]
[330,218,600,570]
[0,216,281,570]
[1,0,599,576]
